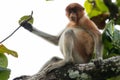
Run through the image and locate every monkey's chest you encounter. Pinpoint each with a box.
[59,28,94,63]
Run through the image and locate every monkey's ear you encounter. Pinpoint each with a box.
[79,4,84,11]
[82,7,85,11]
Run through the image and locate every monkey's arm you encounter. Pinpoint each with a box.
[32,27,59,45]
[21,22,59,45]
[85,19,103,59]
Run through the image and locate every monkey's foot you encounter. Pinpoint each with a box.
[13,75,30,80]
[42,64,55,73]
[42,61,66,74]
[92,58,103,68]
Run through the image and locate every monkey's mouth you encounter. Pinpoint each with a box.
[70,16,77,22]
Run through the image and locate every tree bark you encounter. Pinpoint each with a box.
[14,56,120,80]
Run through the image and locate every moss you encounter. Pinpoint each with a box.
[68,69,80,79]
[68,69,92,80]
[80,73,92,80]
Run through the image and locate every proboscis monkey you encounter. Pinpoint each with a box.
[21,3,103,73]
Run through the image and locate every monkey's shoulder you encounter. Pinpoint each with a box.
[64,27,89,33]
[62,27,94,41]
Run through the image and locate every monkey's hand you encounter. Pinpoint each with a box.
[20,21,33,32]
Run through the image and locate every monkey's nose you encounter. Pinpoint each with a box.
[70,16,77,22]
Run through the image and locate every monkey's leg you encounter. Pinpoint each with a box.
[40,56,62,72]
[42,29,75,73]
[13,57,62,80]
[62,29,74,63]
[91,32,103,60]
[96,36,103,60]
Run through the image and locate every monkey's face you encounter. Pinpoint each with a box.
[68,8,78,22]
[66,3,84,22]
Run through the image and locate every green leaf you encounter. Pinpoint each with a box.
[108,75,120,80]
[113,29,120,50]
[89,8,102,18]
[102,20,114,42]
[102,20,114,58]
[96,0,108,12]
[102,20,120,58]
[84,0,102,18]
[84,0,108,18]
[84,0,93,14]
[0,67,10,80]
[19,15,34,25]
[115,15,120,25]
[117,0,120,6]
[0,54,8,68]
[0,44,18,58]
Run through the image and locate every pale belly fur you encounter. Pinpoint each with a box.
[59,27,94,63]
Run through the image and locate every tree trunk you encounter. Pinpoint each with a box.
[14,56,120,80]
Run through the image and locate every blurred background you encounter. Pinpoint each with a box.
[0,0,84,80]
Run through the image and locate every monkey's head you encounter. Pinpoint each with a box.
[66,3,85,22]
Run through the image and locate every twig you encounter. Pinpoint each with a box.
[0,11,33,44]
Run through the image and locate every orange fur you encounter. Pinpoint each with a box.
[64,3,102,63]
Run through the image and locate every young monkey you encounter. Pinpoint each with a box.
[21,3,103,73]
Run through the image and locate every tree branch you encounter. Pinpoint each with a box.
[14,56,120,80]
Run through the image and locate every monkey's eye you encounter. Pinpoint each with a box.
[69,9,77,13]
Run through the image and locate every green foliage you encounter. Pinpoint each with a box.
[96,0,108,12]
[0,44,18,79]
[113,29,120,50]
[102,20,120,58]
[85,0,120,59]
[115,16,120,25]
[117,0,120,6]
[84,0,108,18]
[19,15,34,25]
[0,12,33,80]
[81,0,120,79]
[0,44,18,58]
[0,67,10,80]
[0,54,8,68]
[107,75,120,80]
[84,0,101,18]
